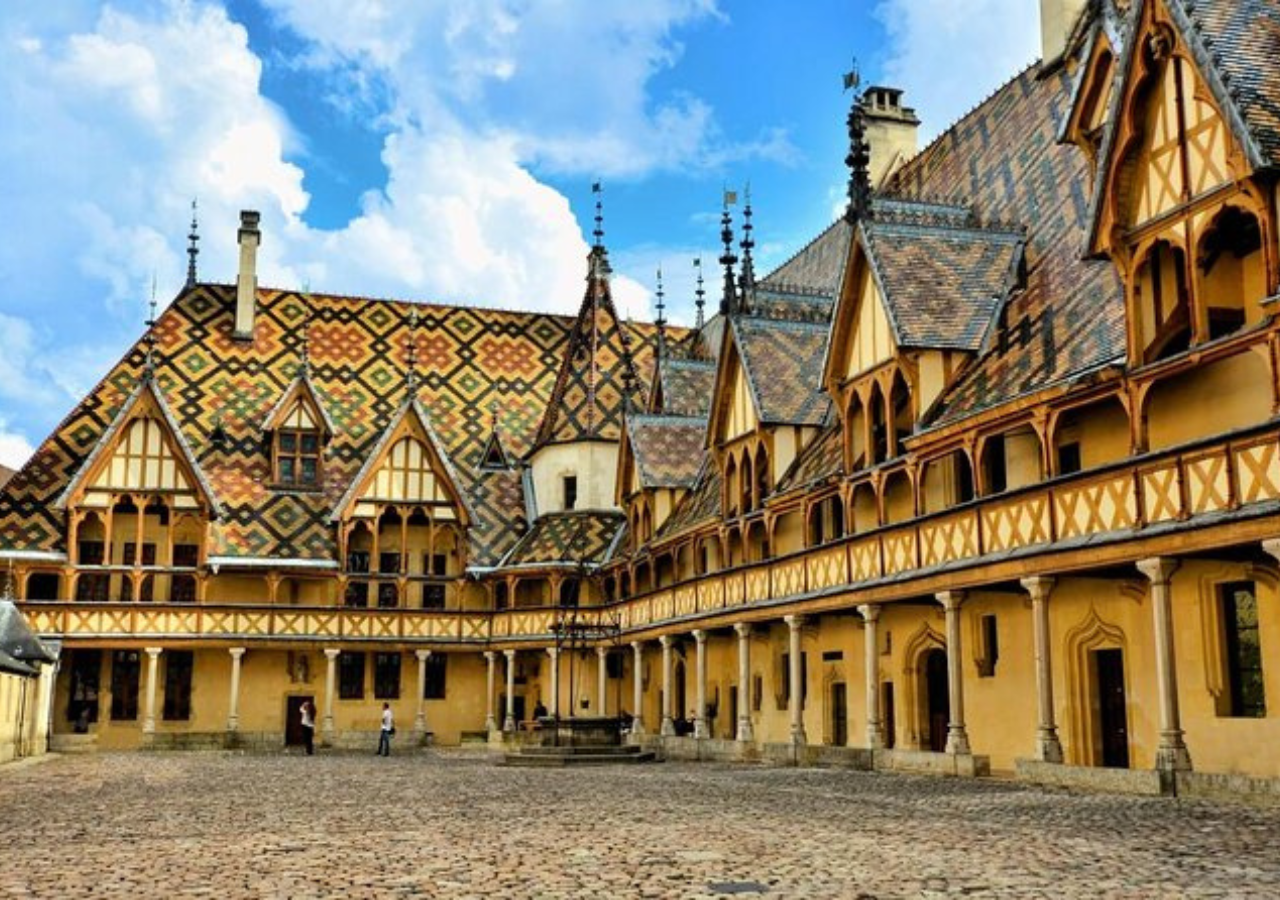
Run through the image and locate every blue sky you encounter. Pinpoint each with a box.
[0,0,1040,467]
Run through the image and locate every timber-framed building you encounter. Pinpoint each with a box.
[4,0,1280,793]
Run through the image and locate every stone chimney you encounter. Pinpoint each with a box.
[234,210,261,341]
[861,86,920,189]
[1041,0,1088,66]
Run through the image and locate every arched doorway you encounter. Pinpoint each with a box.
[923,649,949,753]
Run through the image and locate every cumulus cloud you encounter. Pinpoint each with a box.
[875,0,1041,144]
[0,421,35,471]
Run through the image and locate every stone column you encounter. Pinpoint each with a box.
[1021,576,1063,763]
[547,647,560,720]
[596,646,609,716]
[659,635,675,736]
[784,615,806,745]
[937,592,971,755]
[1137,557,1192,771]
[503,649,516,733]
[142,647,162,735]
[483,651,497,733]
[857,604,882,749]
[227,647,246,733]
[630,641,645,735]
[414,649,431,738]
[322,648,340,743]
[692,629,709,739]
[734,622,753,742]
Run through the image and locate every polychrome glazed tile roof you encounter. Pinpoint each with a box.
[0,284,663,564]
[501,510,625,568]
[658,461,722,540]
[626,415,706,490]
[653,358,717,417]
[774,424,844,495]
[759,218,852,298]
[861,215,1023,352]
[887,64,1127,426]
[732,318,831,427]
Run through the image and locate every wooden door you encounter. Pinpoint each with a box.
[285,695,313,746]
[925,649,949,753]
[1094,649,1129,769]
[830,682,848,747]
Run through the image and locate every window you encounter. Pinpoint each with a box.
[1221,582,1265,718]
[421,584,446,609]
[66,650,101,725]
[983,434,1008,495]
[75,541,109,602]
[559,579,580,607]
[377,552,400,608]
[605,651,624,680]
[374,653,401,699]
[276,428,321,487]
[171,544,198,603]
[344,551,370,607]
[423,654,448,699]
[110,650,140,720]
[977,615,999,678]
[121,543,156,602]
[1137,241,1192,364]
[339,652,365,699]
[25,573,60,600]
[1057,442,1082,476]
[426,553,448,576]
[162,651,194,721]
[563,475,578,511]
[752,674,763,712]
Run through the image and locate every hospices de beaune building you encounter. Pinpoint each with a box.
[5,0,1280,797]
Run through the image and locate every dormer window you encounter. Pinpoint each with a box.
[563,475,578,511]
[277,428,321,487]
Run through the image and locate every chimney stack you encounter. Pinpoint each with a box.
[1040,0,1088,67]
[234,210,261,341]
[861,87,919,189]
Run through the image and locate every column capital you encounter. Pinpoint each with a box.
[144,646,163,658]
[415,649,432,662]
[659,634,672,649]
[484,650,495,662]
[596,645,608,658]
[733,622,752,638]
[692,628,707,644]
[856,603,880,623]
[548,646,561,658]
[783,614,804,629]
[1020,576,1056,601]
[1262,538,1280,565]
[503,648,515,660]
[1137,556,1179,586]
[629,640,643,652]
[936,591,965,611]
[228,647,247,660]
[324,648,341,660]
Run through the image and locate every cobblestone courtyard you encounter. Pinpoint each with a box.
[2,752,1279,898]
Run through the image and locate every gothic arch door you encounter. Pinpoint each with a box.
[924,649,949,753]
[1093,649,1129,769]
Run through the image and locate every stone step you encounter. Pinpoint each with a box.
[516,744,644,756]
[500,750,658,767]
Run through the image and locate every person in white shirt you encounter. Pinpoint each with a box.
[377,702,394,756]
[300,700,315,756]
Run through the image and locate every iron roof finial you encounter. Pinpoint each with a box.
[143,277,159,380]
[693,256,706,330]
[185,198,200,289]
[300,313,311,377]
[719,189,739,316]
[655,266,667,360]
[592,180,604,249]
[739,183,756,314]
[844,60,872,224]
[405,307,420,394]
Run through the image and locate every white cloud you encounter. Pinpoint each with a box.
[0,423,34,471]
[875,0,1041,144]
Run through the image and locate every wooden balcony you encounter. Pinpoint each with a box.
[19,421,1280,645]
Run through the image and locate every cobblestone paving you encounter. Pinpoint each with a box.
[2,751,1279,898]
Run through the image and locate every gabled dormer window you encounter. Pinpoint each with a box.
[263,376,332,489]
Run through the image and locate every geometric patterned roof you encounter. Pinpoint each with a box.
[775,422,844,495]
[0,284,663,564]
[731,318,831,427]
[533,247,646,450]
[657,460,722,541]
[888,64,1127,427]
[625,414,706,490]
[652,358,716,417]
[501,510,625,569]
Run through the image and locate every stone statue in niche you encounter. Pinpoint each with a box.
[288,652,311,684]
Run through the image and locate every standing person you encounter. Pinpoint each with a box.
[377,702,394,756]
[300,700,315,756]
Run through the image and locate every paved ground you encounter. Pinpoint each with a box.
[2,751,1279,899]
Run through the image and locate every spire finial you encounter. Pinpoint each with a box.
[489,399,500,434]
[693,256,706,330]
[739,184,756,313]
[300,314,311,377]
[405,307,420,394]
[719,189,739,316]
[144,277,158,379]
[2,560,14,602]
[843,61,872,224]
[591,180,604,248]
[655,266,667,359]
[185,198,200,289]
